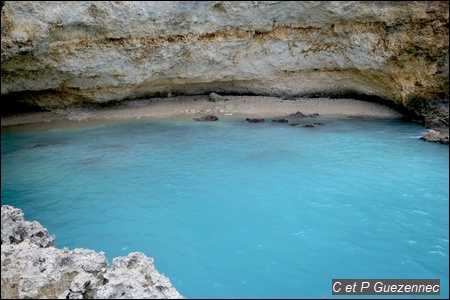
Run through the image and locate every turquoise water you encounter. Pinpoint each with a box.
[1,115,449,299]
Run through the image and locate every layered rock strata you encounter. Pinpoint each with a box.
[1,205,185,299]
[1,1,448,140]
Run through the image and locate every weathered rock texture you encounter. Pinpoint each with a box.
[1,1,448,125]
[1,205,185,299]
[420,128,449,144]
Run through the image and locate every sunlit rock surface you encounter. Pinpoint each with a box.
[1,205,185,299]
[1,1,448,137]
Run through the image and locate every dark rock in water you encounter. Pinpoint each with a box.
[288,111,308,118]
[290,123,316,127]
[272,118,289,123]
[193,115,219,121]
[245,118,265,123]
[313,122,325,125]
[311,113,320,116]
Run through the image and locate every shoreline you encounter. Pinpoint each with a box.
[1,96,403,127]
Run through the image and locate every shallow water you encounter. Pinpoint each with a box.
[1,115,449,299]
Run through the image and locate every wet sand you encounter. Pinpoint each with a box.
[1,95,402,127]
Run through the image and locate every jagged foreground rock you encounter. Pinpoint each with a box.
[1,205,185,299]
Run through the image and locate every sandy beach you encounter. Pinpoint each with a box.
[1,95,402,127]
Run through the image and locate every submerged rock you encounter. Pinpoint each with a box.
[32,143,55,148]
[245,118,265,123]
[1,205,185,299]
[289,123,321,128]
[272,118,289,123]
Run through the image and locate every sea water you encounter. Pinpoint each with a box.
[1,115,449,299]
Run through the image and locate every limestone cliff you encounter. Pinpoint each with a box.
[1,205,185,299]
[1,1,448,125]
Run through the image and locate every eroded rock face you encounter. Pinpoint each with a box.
[1,205,185,299]
[1,204,55,248]
[1,2,448,113]
[1,1,448,142]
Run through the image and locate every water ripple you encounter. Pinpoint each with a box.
[2,116,448,299]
